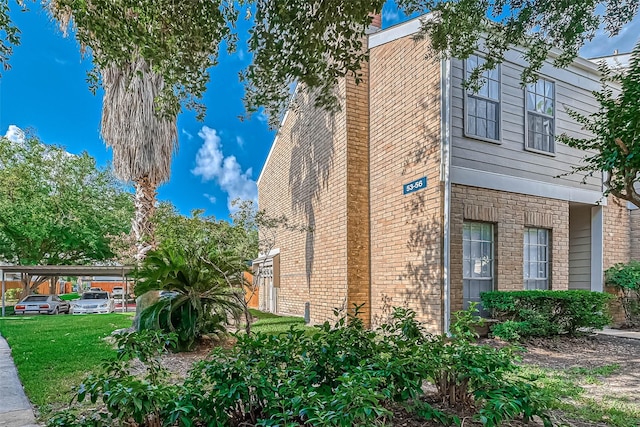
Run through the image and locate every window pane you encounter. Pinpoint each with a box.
[545,80,554,98]
[487,121,496,140]
[477,99,487,118]
[489,80,499,99]
[477,118,487,138]
[478,81,489,97]
[468,96,476,115]
[536,79,544,95]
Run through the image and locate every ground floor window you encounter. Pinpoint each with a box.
[463,222,494,314]
[524,227,550,290]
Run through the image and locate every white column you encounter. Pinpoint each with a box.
[590,206,604,292]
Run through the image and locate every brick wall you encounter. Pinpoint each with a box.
[603,196,631,270]
[449,185,570,312]
[631,208,640,261]
[369,35,443,332]
[257,49,371,324]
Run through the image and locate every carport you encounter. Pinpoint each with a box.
[0,265,134,317]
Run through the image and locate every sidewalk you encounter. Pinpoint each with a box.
[0,335,39,427]
[594,327,640,341]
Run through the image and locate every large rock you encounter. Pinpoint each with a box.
[133,290,162,331]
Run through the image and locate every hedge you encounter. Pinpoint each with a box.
[480,290,612,341]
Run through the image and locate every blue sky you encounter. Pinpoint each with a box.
[1,3,638,220]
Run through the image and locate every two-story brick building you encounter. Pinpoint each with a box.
[255,14,639,332]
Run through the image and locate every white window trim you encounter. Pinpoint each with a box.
[524,77,556,156]
[523,227,550,290]
[463,56,502,144]
[463,222,496,315]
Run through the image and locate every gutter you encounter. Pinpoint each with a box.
[440,57,452,335]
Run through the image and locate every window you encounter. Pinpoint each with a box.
[526,78,555,153]
[463,222,494,315]
[464,55,500,142]
[524,228,550,290]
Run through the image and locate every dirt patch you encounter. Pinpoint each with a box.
[517,334,640,405]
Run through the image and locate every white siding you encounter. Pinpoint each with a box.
[450,54,604,194]
[569,205,592,290]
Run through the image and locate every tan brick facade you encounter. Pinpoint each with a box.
[257,24,638,333]
[369,36,443,330]
[257,50,371,325]
[631,208,640,261]
[603,196,631,270]
[450,185,570,312]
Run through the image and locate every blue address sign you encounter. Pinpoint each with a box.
[403,176,427,195]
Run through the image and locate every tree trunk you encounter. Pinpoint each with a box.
[132,175,157,262]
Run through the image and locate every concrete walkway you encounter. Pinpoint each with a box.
[595,326,640,340]
[0,335,39,427]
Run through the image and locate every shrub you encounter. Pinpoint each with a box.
[4,288,20,301]
[134,246,244,351]
[48,330,181,427]
[177,305,551,427]
[481,290,612,340]
[49,305,553,427]
[605,261,640,326]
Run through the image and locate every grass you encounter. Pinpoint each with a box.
[520,363,640,427]
[0,313,133,415]
[248,308,309,334]
[2,309,638,427]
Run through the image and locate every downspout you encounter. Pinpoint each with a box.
[440,57,452,335]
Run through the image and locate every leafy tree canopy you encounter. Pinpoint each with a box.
[560,42,640,207]
[3,1,637,124]
[152,201,258,262]
[0,135,134,268]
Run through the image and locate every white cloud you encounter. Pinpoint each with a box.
[203,193,216,204]
[4,125,25,144]
[236,136,245,148]
[382,6,401,27]
[192,126,257,211]
[181,129,193,140]
[237,49,246,61]
[580,13,640,58]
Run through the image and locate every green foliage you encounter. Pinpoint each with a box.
[153,201,258,262]
[0,136,133,294]
[559,41,640,207]
[408,304,552,427]
[48,330,179,427]
[51,0,238,120]
[134,246,244,350]
[3,288,20,300]
[605,261,640,325]
[3,2,640,125]
[170,305,550,427]
[482,290,613,340]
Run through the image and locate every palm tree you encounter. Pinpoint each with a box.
[100,58,177,261]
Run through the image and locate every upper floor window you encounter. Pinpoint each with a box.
[464,55,500,142]
[526,78,555,153]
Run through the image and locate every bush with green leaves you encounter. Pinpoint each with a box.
[605,261,640,326]
[134,246,245,350]
[172,305,551,427]
[47,330,181,427]
[481,290,613,340]
[48,306,552,427]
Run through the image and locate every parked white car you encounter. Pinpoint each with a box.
[70,291,115,314]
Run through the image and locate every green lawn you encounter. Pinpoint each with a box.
[248,308,309,334]
[0,313,133,414]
